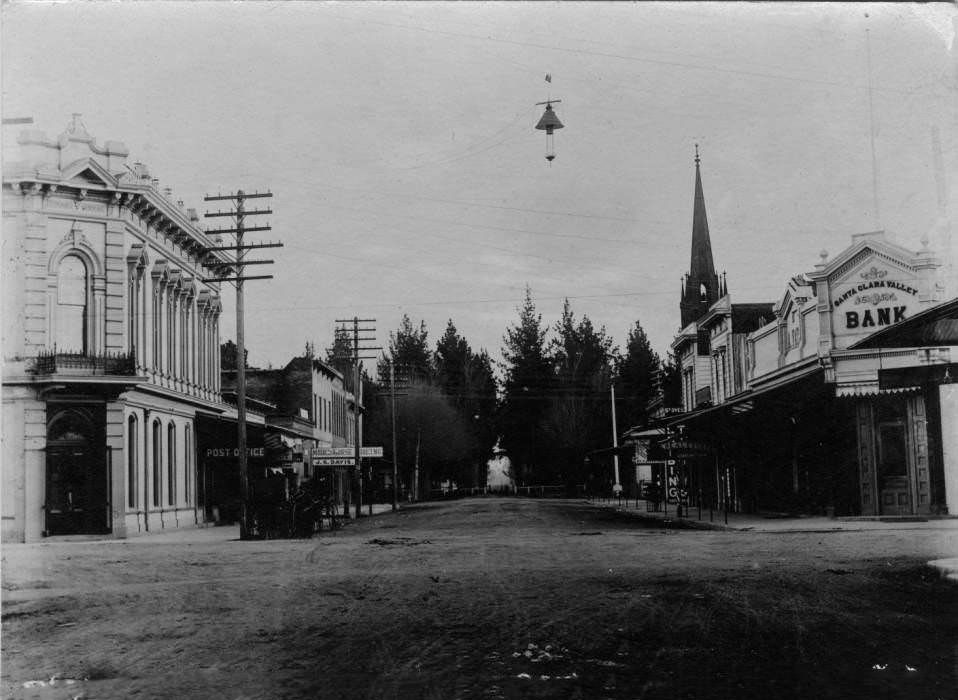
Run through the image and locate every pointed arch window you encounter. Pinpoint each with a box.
[56,255,88,352]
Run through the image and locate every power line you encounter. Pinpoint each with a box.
[238,281,815,315]
[323,11,924,96]
[398,107,533,171]
[320,201,640,244]
[315,184,659,226]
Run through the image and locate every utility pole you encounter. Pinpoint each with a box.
[414,427,421,502]
[334,317,379,518]
[376,362,409,509]
[204,190,281,540]
[611,384,622,496]
[390,362,399,510]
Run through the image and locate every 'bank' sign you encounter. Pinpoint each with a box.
[831,263,918,335]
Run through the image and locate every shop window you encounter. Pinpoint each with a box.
[55,255,88,352]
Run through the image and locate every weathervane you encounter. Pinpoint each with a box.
[535,74,564,163]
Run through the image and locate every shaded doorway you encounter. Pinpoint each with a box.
[876,402,910,516]
[45,406,109,535]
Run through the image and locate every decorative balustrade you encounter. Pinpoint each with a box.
[33,349,137,376]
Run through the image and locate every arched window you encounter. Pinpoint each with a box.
[184,426,192,503]
[167,423,176,506]
[127,415,138,508]
[56,255,88,352]
[152,420,161,507]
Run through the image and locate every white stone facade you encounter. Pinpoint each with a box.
[2,119,231,542]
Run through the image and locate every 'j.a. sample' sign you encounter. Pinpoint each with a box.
[831,263,918,334]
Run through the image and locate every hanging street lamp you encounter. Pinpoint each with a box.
[535,100,564,163]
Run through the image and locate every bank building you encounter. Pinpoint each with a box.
[1,119,234,542]
[636,151,957,519]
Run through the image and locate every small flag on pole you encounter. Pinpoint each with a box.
[545,74,552,83]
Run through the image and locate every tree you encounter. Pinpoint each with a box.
[325,326,355,391]
[371,316,498,496]
[434,320,499,488]
[465,349,499,464]
[378,314,432,382]
[500,287,554,484]
[220,339,248,370]
[616,319,661,431]
[435,320,471,407]
[400,383,471,498]
[544,300,617,485]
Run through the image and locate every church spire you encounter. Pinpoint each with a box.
[680,145,721,328]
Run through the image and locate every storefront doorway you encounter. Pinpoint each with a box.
[857,395,934,517]
[876,403,911,515]
[45,405,109,536]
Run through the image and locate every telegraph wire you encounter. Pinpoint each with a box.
[317,200,641,245]
[323,11,924,96]
[398,106,533,171]
[314,184,661,226]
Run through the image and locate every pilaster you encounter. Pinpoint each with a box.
[104,223,126,353]
[106,401,127,538]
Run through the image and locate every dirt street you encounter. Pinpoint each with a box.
[3,498,957,700]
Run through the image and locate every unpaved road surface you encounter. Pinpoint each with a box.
[3,498,957,700]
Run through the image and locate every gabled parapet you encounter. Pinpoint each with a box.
[806,231,942,353]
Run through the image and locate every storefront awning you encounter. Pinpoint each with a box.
[622,426,665,441]
[835,382,922,397]
[849,297,958,349]
[586,445,634,459]
[666,364,825,428]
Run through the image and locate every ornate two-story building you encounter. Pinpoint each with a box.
[662,151,956,518]
[2,119,232,542]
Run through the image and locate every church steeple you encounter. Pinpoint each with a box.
[680,145,722,328]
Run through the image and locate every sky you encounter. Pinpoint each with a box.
[3,2,956,375]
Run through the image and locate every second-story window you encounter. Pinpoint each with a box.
[152,283,161,371]
[55,255,88,352]
[722,349,729,397]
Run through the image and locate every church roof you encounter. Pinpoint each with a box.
[689,147,716,283]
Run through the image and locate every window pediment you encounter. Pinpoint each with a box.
[60,158,117,189]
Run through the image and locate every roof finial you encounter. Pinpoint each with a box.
[694,143,700,166]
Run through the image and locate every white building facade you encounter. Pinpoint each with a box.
[670,230,955,517]
[2,120,231,542]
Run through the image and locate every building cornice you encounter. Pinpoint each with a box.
[749,354,821,390]
[3,164,231,272]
